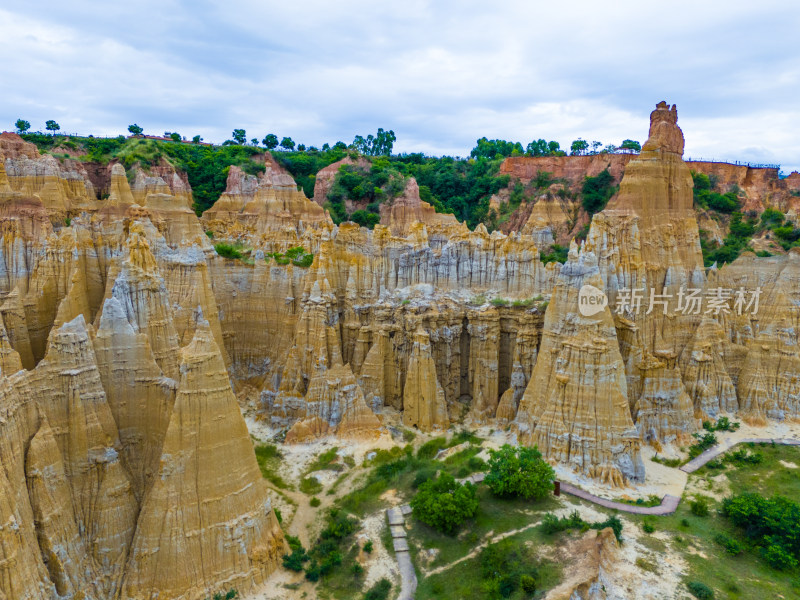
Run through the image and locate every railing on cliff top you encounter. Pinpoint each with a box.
[685,157,780,170]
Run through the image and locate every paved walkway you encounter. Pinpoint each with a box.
[680,437,800,473]
[385,505,416,600]
[559,482,681,515]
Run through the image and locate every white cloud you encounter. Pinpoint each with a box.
[1,1,798,172]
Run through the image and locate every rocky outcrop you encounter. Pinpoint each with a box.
[515,247,644,486]
[403,328,449,431]
[379,178,459,237]
[201,160,331,242]
[121,319,284,599]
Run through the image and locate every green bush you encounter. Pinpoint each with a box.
[214,242,244,259]
[714,533,743,555]
[310,497,321,507]
[490,297,510,307]
[300,477,323,495]
[484,444,554,500]
[479,538,542,598]
[642,521,655,534]
[363,539,373,554]
[722,492,800,569]
[350,209,381,229]
[417,437,449,460]
[581,168,616,214]
[688,432,718,459]
[540,244,569,265]
[690,497,710,517]
[363,578,392,600]
[410,472,478,534]
[687,581,714,599]
[762,543,799,571]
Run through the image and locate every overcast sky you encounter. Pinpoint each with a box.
[2,1,798,172]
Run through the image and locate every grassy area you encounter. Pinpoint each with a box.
[602,444,800,599]
[407,486,559,569]
[253,443,292,490]
[415,526,562,600]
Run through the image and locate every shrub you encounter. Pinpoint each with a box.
[479,539,541,598]
[282,536,309,572]
[520,574,537,593]
[687,581,714,599]
[490,297,510,307]
[417,437,448,460]
[690,497,710,517]
[363,578,392,600]
[484,444,554,500]
[581,168,616,214]
[762,543,799,571]
[412,466,439,488]
[310,497,321,507]
[363,539,373,554]
[300,477,323,495]
[410,472,478,534]
[713,533,743,556]
[351,563,365,577]
[688,432,717,459]
[642,521,655,534]
[214,242,243,259]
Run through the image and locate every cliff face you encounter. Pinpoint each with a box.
[0,138,284,599]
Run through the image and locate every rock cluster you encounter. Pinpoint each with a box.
[1,100,800,599]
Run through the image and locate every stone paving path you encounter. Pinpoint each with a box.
[558,483,681,515]
[385,504,416,600]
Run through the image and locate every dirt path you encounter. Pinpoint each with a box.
[424,517,545,577]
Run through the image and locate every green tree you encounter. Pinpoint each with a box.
[570,138,589,156]
[15,119,31,133]
[620,139,641,153]
[297,143,306,152]
[170,132,181,142]
[280,136,295,151]
[262,134,278,149]
[192,135,202,143]
[484,444,554,499]
[127,123,143,136]
[410,472,478,534]
[581,168,615,214]
[45,120,60,134]
[231,129,247,145]
[250,138,259,146]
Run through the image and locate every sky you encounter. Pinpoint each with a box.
[1,0,799,172]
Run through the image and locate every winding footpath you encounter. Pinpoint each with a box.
[384,436,800,597]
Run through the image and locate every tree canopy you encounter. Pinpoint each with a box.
[410,471,478,534]
[231,129,247,145]
[45,120,60,134]
[128,123,143,136]
[15,119,31,133]
[484,444,554,500]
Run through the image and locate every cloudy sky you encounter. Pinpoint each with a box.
[2,0,799,172]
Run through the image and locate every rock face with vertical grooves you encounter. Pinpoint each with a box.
[121,319,284,600]
[514,246,644,486]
